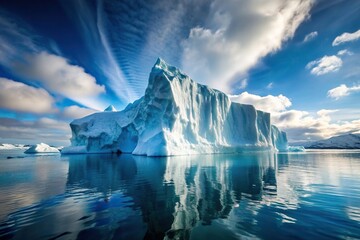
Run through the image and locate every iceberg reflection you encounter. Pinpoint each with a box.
[64,152,280,239]
[162,152,278,239]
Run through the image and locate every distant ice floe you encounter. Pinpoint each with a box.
[25,143,60,154]
[287,146,306,152]
[0,143,28,150]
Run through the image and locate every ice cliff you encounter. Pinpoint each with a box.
[62,58,288,156]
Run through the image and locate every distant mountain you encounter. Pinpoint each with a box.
[305,134,360,149]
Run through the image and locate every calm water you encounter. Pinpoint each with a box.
[0,150,359,240]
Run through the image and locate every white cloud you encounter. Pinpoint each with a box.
[230,92,291,113]
[332,29,360,46]
[303,31,318,42]
[337,49,353,56]
[181,0,314,93]
[62,105,98,119]
[0,78,55,114]
[14,52,106,110]
[0,117,70,146]
[306,55,342,75]
[327,84,360,100]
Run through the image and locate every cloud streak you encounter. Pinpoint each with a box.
[0,12,41,63]
[337,49,353,56]
[332,29,360,46]
[61,0,141,103]
[303,31,318,42]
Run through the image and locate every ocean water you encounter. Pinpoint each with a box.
[0,150,359,240]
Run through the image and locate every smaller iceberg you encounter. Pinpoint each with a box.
[0,143,27,150]
[104,105,117,112]
[24,143,60,154]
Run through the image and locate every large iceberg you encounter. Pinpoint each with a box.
[62,58,288,156]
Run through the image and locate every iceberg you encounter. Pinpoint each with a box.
[104,105,117,112]
[62,58,288,156]
[25,143,60,154]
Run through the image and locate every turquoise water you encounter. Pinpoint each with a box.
[0,150,360,239]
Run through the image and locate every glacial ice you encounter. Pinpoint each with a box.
[104,105,117,112]
[25,143,60,154]
[62,58,288,156]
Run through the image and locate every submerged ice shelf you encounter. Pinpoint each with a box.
[62,58,288,156]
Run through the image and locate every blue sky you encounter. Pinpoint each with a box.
[0,0,359,145]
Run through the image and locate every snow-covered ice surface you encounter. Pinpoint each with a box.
[25,143,60,154]
[62,58,288,156]
[306,134,360,149]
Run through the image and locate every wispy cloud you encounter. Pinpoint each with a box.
[332,29,360,46]
[306,55,342,75]
[0,12,41,63]
[61,0,145,102]
[181,0,314,93]
[327,84,360,100]
[337,49,353,56]
[266,82,274,89]
[0,78,56,114]
[237,79,248,90]
[303,31,318,42]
